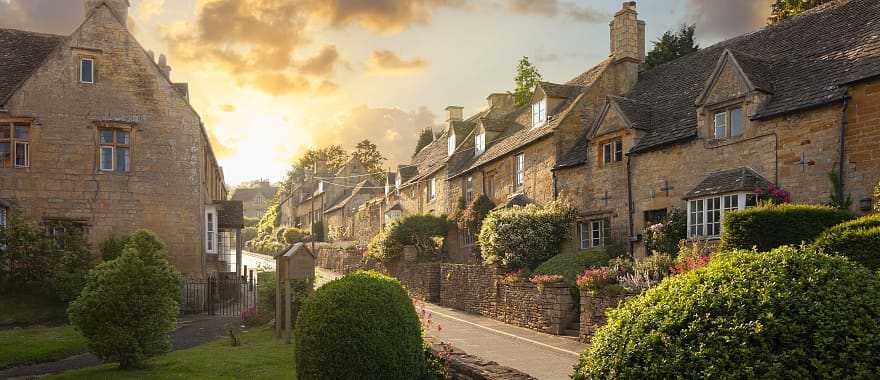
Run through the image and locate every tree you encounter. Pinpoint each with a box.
[514,56,542,107]
[413,127,434,156]
[645,24,699,70]
[769,0,834,23]
[351,139,387,182]
[296,145,348,174]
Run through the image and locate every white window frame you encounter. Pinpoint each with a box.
[1,123,30,168]
[448,132,456,156]
[80,58,95,84]
[98,128,131,173]
[428,178,437,202]
[687,192,758,239]
[205,206,217,254]
[464,176,474,204]
[713,107,744,139]
[514,153,525,191]
[590,219,606,248]
[475,132,486,156]
[602,140,623,165]
[99,146,114,171]
[578,222,590,249]
[532,98,547,128]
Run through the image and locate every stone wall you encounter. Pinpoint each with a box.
[432,344,537,380]
[579,289,627,343]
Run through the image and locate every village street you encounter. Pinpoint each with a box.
[315,268,585,380]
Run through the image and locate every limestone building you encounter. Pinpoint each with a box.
[0,0,239,276]
[231,180,278,219]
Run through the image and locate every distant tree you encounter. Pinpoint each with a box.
[413,128,434,156]
[769,0,834,23]
[296,145,348,174]
[351,139,387,182]
[514,56,543,107]
[645,24,699,70]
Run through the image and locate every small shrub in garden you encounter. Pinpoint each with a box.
[479,201,576,270]
[282,227,310,244]
[532,249,613,286]
[294,271,425,379]
[529,274,564,291]
[68,230,181,369]
[644,209,687,256]
[573,246,880,379]
[576,267,617,292]
[98,235,126,261]
[813,214,880,270]
[721,204,853,251]
[367,214,450,262]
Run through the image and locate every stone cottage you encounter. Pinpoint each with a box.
[231,180,278,219]
[0,0,238,276]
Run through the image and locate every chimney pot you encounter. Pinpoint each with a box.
[158,54,172,80]
[487,93,515,111]
[445,106,464,122]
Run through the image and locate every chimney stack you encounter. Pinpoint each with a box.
[158,54,172,80]
[85,0,130,28]
[487,93,515,112]
[445,106,464,122]
[609,1,645,63]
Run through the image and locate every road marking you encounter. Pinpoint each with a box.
[425,306,582,357]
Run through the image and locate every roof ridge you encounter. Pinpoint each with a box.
[0,28,65,39]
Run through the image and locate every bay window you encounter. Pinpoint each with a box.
[1,123,30,168]
[687,192,758,239]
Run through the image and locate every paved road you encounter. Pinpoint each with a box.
[315,268,586,380]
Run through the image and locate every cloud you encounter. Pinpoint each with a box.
[503,0,607,23]
[688,0,773,41]
[220,104,237,112]
[367,50,429,74]
[298,45,341,76]
[308,0,469,34]
[0,0,84,34]
[136,0,165,22]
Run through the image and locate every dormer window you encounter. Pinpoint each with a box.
[447,133,456,156]
[713,107,744,139]
[602,139,623,165]
[475,132,486,156]
[531,98,547,127]
[80,58,95,84]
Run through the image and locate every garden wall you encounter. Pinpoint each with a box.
[579,289,627,343]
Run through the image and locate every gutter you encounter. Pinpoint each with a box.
[626,156,635,258]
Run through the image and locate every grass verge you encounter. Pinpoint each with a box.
[48,328,295,379]
[0,295,69,328]
[0,325,88,369]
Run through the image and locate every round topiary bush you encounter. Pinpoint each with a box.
[721,204,853,251]
[813,214,880,270]
[294,271,425,379]
[68,230,181,369]
[573,247,880,379]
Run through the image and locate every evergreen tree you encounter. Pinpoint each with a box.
[351,139,387,182]
[514,56,543,107]
[413,127,434,156]
[645,24,699,70]
[769,0,834,23]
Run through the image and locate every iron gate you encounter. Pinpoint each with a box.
[181,274,256,316]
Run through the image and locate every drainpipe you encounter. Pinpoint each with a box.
[552,170,559,200]
[838,90,850,204]
[626,156,635,258]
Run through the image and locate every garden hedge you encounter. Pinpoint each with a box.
[813,214,880,270]
[721,204,853,251]
[294,271,425,379]
[367,214,450,262]
[574,247,880,379]
[532,249,614,286]
[479,201,575,270]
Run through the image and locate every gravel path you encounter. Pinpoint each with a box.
[0,315,238,379]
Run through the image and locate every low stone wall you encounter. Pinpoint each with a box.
[439,264,498,316]
[433,344,537,380]
[579,289,627,343]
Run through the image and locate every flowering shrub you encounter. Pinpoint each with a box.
[671,254,711,274]
[576,267,617,292]
[479,201,576,270]
[529,274,564,291]
[644,209,687,256]
[500,269,527,285]
[756,183,791,205]
[240,306,259,327]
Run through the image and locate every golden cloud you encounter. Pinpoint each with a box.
[504,0,607,23]
[367,49,429,74]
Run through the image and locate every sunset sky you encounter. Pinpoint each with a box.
[1,0,772,185]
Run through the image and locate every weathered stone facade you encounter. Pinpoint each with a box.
[579,290,627,343]
[0,1,230,276]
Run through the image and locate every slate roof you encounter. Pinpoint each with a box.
[325,180,378,213]
[214,200,244,229]
[539,82,583,98]
[627,0,880,153]
[684,167,771,199]
[0,28,64,106]
[611,96,652,131]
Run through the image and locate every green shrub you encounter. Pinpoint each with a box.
[479,201,575,270]
[282,228,310,244]
[68,230,181,369]
[98,236,126,261]
[644,208,686,256]
[256,272,277,322]
[532,250,613,286]
[294,271,425,379]
[721,204,853,251]
[244,217,259,228]
[813,214,880,270]
[457,195,495,233]
[368,214,450,262]
[574,247,880,379]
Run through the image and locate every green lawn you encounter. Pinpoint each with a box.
[0,325,88,369]
[48,328,296,379]
[0,294,69,328]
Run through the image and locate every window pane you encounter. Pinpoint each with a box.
[100,129,114,144]
[614,141,623,162]
[603,144,611,163]
[0,143,10,167]
[714,112,726,138]
[13,125,28,140]
[579,223,589,249]
[100,147,113,170]
[116,130,130,145]
[80,59,93,83]
[0,207,6,227]
[730,108,743,136]
[707,197,721,237]
[14,142,27,167]
[746,194,758,208]
[116,147,129,173]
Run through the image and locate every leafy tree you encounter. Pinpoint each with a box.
[645,24,699,70]
[296,145,348,174]
[514,56,543,107]
[351,139,387,182]
[413,127,434,156]
[769,0,834,23]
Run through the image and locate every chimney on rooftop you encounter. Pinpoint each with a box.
[487,93,515,112]
[445,106,463,122]
[158,54,172,80]
[609,1,645,63]
[85,0,130,28]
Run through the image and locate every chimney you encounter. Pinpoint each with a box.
[487,93,515,112]
[85,0,130,28]
[158,54,172,80]
[609,1,645,63]
[147,50,155,62]
[445,106,463,122]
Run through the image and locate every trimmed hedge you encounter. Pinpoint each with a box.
[294,271,425,379]
[813,214,880,270]
[574,247,880,379]
[479,201,575,270]
[721,204,853,251]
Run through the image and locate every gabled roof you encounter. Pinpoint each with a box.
[684,167,771,199]
[628,0,880,153]
[0,29,64,106]
[325,179,380,213]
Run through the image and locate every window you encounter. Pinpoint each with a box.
[80,58,94,83]
[461,227,475,247]
[0,206,6,228]
[531,98,547,127]
[427,178,437,202]
[578,220,609,249]
[205,208,217,254]
[602,139,623,165]
[475,132,486,156]
[98,128,130,173]
[644,209,668,226]
[578,223,590,249]
[0,123,29,168]
[713,107,744,139]
[463,176,474,204]
[447,133,456,156]
[514,153,525,191]
[688,192,758,239]
[487,172,496,199]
